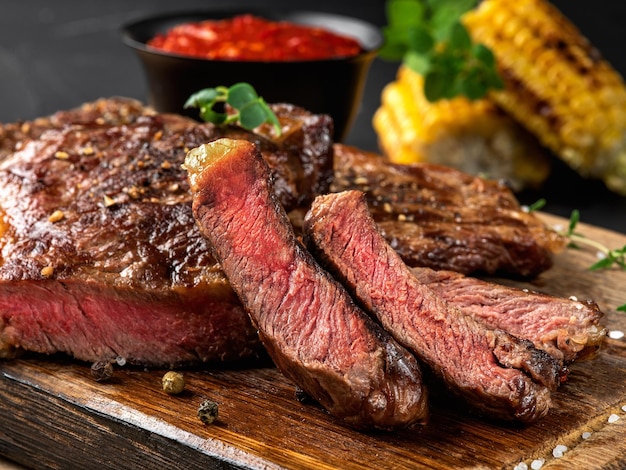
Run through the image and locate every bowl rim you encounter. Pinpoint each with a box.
[120,9,384,64]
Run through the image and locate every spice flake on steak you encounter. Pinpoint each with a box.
[0,98,334,367]
[304,190,565,423]
[185,138,429,430]
[332,143,566,278]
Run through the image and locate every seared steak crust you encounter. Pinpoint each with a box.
[332,144,566,277]
[304,190,564,423]
[186,138,428,430]
[409,268,606,364]
[0,98,334,366]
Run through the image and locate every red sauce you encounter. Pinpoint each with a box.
[147,14,363,61]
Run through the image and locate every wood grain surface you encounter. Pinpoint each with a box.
[1,213,626,470]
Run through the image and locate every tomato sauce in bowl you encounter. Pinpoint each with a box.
[146,14,363,61]
[122,10,382,141]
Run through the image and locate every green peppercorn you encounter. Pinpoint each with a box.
[198,399,219,424]
[162,371,185,394]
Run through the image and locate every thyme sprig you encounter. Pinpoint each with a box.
[185,82,281,135]
[559,209,626,311]
[527,200,626,311]
[562,209,626,271]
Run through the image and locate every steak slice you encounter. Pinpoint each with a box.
[409,268,606,365]
[0,98,334,367]
[185,138,428,430]
[331,144,566,278]
[304,189,564,423]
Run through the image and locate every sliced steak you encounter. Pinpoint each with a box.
[185,138,428,430]
[304,189,564,423]
[409,268,606,365]
[331,144,566,278]
[0,98,333,367]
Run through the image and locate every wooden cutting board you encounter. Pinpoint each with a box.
[1,213,626,470]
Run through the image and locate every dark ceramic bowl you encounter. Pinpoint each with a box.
[121,10,383,141]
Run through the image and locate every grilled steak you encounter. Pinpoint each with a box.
[0,98,334,366]
[409,268,606,365]
[304,189,564,423]
[332,144,566,277]
[0,97,567,372]
[185,138,428,430]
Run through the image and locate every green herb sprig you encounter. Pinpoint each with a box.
[379,0,503,101]
[184,82,281,134]
[559,209,626,311]
[561,209,626,272]
[527,200,626,311]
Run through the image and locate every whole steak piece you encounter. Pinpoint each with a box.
[185,138,428,430]
[332,144,566,278]
[304,190,565,423]
[0,98,334,367]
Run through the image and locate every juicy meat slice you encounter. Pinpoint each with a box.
[0,98,333,367]
[0,279,259,366]
[409,268,606,365]
[332,144,566,278]
[304,189,564,423]
[185,138,428,430]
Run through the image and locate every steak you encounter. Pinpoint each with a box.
[331,144,566,277]
[0,97,568,371]
[409,268,606,365]
[185,138,428,430]
[0,98,334,366]
[303,189,564,423]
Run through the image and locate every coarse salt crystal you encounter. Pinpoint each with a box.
[608,330,625,340]
[530,458,545,470]
[552,444,568,458]
[608,413,620,423]
[622,404,626,412]
[514,463,528,470]
[568,295,578,302]
[582,431,592,439]
[115,356,127,366]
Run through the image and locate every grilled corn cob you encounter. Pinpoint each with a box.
[374,65,551,191]
[463,0,626,194]
[376,0,626,194]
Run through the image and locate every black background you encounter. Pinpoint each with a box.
[1,0,625,233]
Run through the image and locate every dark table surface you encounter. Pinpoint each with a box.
[1,0,625,234]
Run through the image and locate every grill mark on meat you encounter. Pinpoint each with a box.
[185,138,428,430]
[304,190,564,423]
[331,143,566,278]
[408,268,606,364]
[0,98,334,366]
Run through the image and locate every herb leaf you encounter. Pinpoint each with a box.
[185,83,281,135]
[379,0,503,101]
[526,198,547,212]
[542,204,626,313]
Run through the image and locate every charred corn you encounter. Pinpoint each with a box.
[463,0,626,194]
[373,65,550,191]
